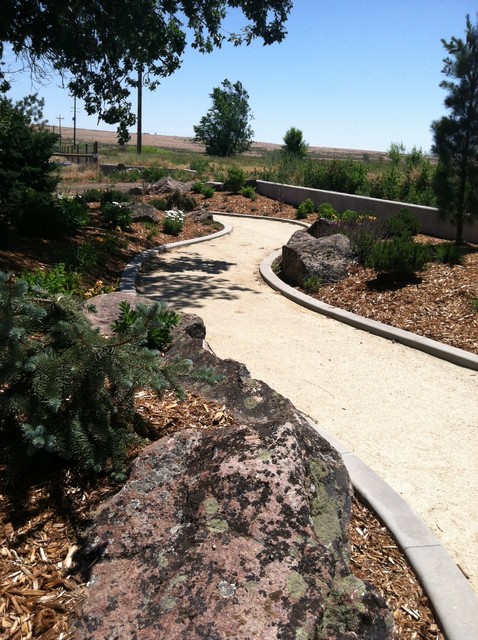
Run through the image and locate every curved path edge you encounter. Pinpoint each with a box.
[261,249,478,372]
[119,213,478,639]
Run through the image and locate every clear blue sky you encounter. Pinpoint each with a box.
[3,1,478,152]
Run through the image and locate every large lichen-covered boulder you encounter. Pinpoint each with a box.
[73,417,393,640]
[73,312,395,639]
[282,230,353,288]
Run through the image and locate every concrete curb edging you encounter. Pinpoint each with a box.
[260,249,478,372]
[119,222,233,292]
[302,416,478,640]
[119,212,478,639]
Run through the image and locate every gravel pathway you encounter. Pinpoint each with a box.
[139,214,478,593]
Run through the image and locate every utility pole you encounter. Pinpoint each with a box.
[71,96,77,148]
[137,66,142,155]
[56,115,64,149]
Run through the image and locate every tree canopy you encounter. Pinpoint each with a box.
[1,1,293,137]
[281,126,309,158]
[431,13,478,244]
[193,79,254,156]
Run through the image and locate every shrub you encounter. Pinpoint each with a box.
[100,189,131,205]
[202,185,215,199]
[316,202,338,220]
[14,191,89,238]
[366,238,428,278]
[140,166,169,183]
[163,209,184,236]
[223,166,246,193]
[303,275,322,293]
[111,300,180,351]
[296,198,315,219]
[192,181,206,194]
[0,273,218,478]
[21,264,83,296]
[385,208,420,239]
[150,197,169,211]
[101,203,133,230]
[0,95,59,215]
[81,188,104,203]
[241,185,256,200]
[430,243,464,265]
[189,157,210,178]
[192,182,215,198]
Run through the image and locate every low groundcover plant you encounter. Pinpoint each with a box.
[163,209,184,236]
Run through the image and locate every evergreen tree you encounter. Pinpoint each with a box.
[0,273,216,479]
[431,14,478,244]
[281,127,309,159]
[0,95,58,210]
[194,80,254,157]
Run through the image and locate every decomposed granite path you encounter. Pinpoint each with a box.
[138,214,478,595]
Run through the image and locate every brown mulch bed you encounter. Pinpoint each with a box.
[1,390,444,640]
[3,186,471,639]
[200,191,478,356]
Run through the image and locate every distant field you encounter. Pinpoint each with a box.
[55,127,387,162]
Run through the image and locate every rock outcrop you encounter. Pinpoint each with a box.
[73,304,395,639]
[281,230,353,288]
[129,201,162,223]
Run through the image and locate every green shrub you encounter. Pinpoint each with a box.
[150,197,169,211]
[189,157,210,178]
[163,209,184,236]
[241,185,256,200]
[316,202,337,220]
[192,181,206,194]
[385,209,420,239]
[296,198,315,219]
[0,95,59,216]
[223,166,246,193]
[202,185,215,199]
[111,300,180,351]
[0,273,218,478]
[430,243,464,265]
[192,182,215,198]
[21,264,83,296]
[339,209,363,223]
[14,191,89,238]
[366,238,428,278]
[81,188,104,203]
[140,166,169,183]
[472,299,478,312]
[101,203,133,230]
[100,189,131,205]
[303,275,323,293]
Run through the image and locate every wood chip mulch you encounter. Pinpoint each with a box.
[1,389,445,640]
[2,187,468,639]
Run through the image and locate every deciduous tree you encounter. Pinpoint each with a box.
[431,14,478,244]
[1,1,292,136]
[193,79,254,156]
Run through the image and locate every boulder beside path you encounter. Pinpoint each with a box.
[73,308,395,639]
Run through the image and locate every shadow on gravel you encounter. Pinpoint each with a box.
[138,253,261,309]
[146,254,236,275]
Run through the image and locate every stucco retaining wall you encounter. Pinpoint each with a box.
[255,180,478,243]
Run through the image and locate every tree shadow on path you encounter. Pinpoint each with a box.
[139,253,261,309]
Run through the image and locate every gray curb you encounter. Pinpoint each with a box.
[120,212,478,639]
[302,416,478,640]
[119,222,233,292]
[260,249,478,372]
